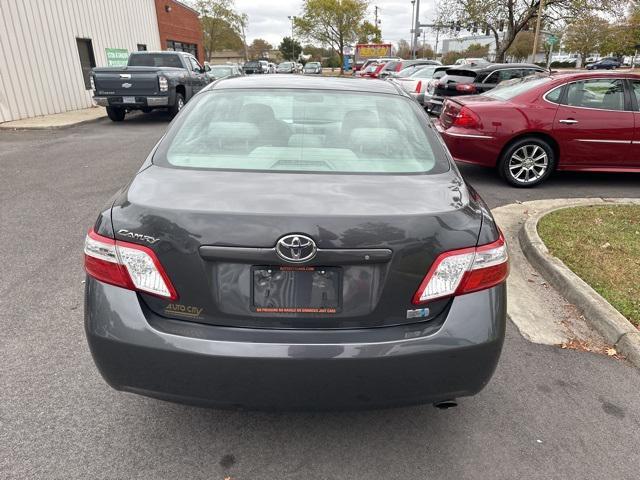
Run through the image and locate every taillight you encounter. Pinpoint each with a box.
[451,106,480,128]
[414,81,422,93]
[455,83,476,93]
[158,76,168,92]
[84,229,178,300]
[412,232,508,305]
[90,75,95,91]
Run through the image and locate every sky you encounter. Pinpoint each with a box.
[234,0,439,49]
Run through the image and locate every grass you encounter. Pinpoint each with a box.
[538,205,640,326]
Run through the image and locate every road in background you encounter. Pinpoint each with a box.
[1,114,639,479]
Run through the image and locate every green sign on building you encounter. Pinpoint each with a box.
[105,48,129,67]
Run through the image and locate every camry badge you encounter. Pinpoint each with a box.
[276,234,317,263]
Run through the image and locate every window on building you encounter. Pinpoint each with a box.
[166,40,197,59]
[76,38,96,90]
[137,44,147,51]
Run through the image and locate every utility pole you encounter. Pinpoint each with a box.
[410,1,416,55]
[374,6,379,27]
[413,0,421,59]
[531,0,545,63]
[288,15,296,61]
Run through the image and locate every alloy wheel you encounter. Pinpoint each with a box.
[508,144,549,184]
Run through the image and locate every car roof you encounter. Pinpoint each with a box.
[206,74,405,95]
[548,70,640,81]
[449,63,542,72]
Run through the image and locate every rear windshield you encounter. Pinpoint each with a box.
[245,61,260,67]
[128,53,182,68]
[410,67,437,78]
[211,67,232,75]
[156,89,449,175]
[484,75,554,100]
[441,70,477,83]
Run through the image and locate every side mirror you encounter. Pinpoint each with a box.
[205,64,211,72]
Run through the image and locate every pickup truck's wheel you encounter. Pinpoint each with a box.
[106,107,125,122]
[498,137,555,187]
[169,93,185,117]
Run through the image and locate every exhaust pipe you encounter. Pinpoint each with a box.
[433,399,458,410]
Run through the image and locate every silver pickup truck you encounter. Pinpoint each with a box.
[91,51,211,121]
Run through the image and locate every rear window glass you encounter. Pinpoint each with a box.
[441,70,476,84]
[245,61,260,67]
[128,54,182,68]
[410,67,437,78]
[156,89,449,175]
[484,76,554,100]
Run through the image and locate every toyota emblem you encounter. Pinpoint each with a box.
[276,234,317,263]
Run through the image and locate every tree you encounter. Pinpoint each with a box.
[507,31,538,61]
[436,0,625,63]
[194,0,249,60]
[357,20,382,43]
[442,50,464,64]
[395,39,411,58]
[279,37,303,61]
[248,39,273,60]
[295,0,369,74]
[465,42,490,58]
[416,44,435,59]
[564,15,609,65]
[600,22,637,57]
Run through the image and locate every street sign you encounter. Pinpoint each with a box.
[546,35,558,46]
[105,48,129,67]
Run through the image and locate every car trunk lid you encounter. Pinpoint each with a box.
[111,166,483,329]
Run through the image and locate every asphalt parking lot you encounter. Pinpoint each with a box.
[2,112,640,479]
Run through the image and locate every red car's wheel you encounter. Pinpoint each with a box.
[499,137,556,188]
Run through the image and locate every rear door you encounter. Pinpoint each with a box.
[553,78,634,167]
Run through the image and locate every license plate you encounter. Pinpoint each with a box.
[252,266,341,314]
[122,96,136,103]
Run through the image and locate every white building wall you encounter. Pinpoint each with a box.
[0,0,161,122]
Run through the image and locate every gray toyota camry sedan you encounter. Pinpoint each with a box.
[84,75,508,410]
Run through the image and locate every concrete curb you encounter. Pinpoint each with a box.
[0,108,107,130]
[519,198,640,368]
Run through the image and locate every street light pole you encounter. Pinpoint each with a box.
[413,0,421,59]
[288,15,296,61]
[410,1,416,56]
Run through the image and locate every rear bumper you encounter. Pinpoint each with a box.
[434,120,501,168]
[85,277,506,410]
[93,95,170,108]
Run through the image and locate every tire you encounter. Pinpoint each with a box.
[106,106,125,122]
[168,93,185,118]
[498,137,555,187]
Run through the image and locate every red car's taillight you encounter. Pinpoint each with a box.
[451,106,480,128]
[456,83,476,93]
[84,229,178,300]
[414,80,422,93]
[412,232,508,305]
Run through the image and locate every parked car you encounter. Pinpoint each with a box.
[454,58,490,66]
[435,72,640,187]
[361,61,387,78]
[354,57,401,77]
[243,60,269,74]
[205,64,243,81]
[426,63,547,115]
[91,51,210,121]
[392,65,439,100]
[83,75,508,410]
[422,65,456,109]
[276,61,296,73]
[378,59,442,79]
[303,61,323,74]
[585,57,621,70]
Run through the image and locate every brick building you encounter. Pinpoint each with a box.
[154,0,205,64]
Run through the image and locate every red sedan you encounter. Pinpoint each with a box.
[435,72,640,186]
